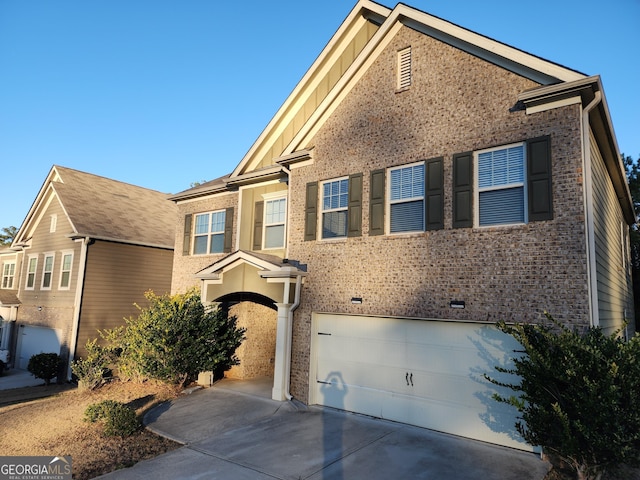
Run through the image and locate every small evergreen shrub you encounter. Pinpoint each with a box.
[84,400,140,437]
[27,352,63,385]
[71,336,118,391]
[487,314,640,480]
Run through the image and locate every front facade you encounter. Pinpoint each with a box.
[1,166,176,375]
[170,1,634,450]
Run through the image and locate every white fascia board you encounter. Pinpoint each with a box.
[525,96,582,115]
[400,6,585,84]
[289,4,588,153]
[172,188,235,206]
[231,1,391,178]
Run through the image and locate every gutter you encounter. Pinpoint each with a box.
[285,274,303,401]
[67,236,91,379]
[582,91,602,328]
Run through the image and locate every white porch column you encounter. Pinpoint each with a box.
[272,302,291,401]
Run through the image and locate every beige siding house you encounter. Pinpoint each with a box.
[0,166,176,375]
[169,1,634,450]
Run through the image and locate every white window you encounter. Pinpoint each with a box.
[475,143,526,226]
[193,210,226,254]
[41,253,55,290]
[397,47,412,90]
[321,178,349,239]
[26,256,38,290]
[59,252,73,289]
[1,262,15,289]
[388,162,425,233]
[50,214,57,233]
[264,196,287,249]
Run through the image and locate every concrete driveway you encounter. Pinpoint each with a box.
[97,378,550,480]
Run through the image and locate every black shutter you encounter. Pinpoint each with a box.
[304,182,318,241]
[182,214,192,256]
[527,136,553,221]
[453,152,473,228]
[253,201,264,251]
[425,157,444,231]
[369,169,385,236]
[348,173,363,237]
[223,207,234,253]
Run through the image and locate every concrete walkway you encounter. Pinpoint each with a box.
[0,368,44,389]
[97,378,550,480]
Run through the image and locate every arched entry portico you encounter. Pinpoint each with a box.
[215,292,277,380]
[196,251,306,401]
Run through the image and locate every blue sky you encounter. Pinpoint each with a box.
[1,1,638,230]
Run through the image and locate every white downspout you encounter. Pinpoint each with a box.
[582,91,602,328]
[285,274,302,401]
[67,237,90,379]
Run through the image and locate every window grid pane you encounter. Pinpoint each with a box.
[323,179,348,212]
[194,213,210,234]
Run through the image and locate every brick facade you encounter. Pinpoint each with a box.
[286,26,589,401]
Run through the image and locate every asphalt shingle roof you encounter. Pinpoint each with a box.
[53,166,177,248]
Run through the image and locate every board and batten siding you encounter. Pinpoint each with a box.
[255,20,379,171]
[75,240,173,358]
[590,130,634,335]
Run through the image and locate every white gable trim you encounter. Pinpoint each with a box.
[286,3,586,155]
[231,1,391,178]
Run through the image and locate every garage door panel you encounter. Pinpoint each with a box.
[313,314,530,451]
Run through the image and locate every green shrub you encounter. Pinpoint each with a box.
[487,314,640,480]
[27,353,63,385]
[71,335,118,391]
[84,400,140,437]
[116,289,245,386]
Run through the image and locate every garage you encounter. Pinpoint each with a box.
[310,313,531,451]
[16,325,62,370]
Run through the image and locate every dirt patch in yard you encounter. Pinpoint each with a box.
[0,381,181,479]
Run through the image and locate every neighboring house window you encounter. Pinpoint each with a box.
[321,177,349,238]
[475,143,526,226]
[1,262,15,289]
[389,162,425,233]
[26,256,38,290]
[193,210,226,254]
[41,253,55,289]
[264,196,287,249]
[50,214,57,233]
[59,252,73,289]
[397,46,412,90]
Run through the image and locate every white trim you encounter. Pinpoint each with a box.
[68,237,89,379]
[58,250,74,290]
[193,210,226,255]
[525,95,581,115]
[25,255,38,290]
[262,193,288,251]
[320,176,349,239]
[386,161,426,235]
[49,214,57,233]
[473,142,528,228]
[1,261,16,289]
[40,252,55,290]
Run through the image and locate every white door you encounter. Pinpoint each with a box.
[16,325,61,370]
[311,314,531,451]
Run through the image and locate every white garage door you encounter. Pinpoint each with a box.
[311,314,531,451]
[16,325,61,370]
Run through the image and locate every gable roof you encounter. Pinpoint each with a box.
[230,0,586,178]
[14,166,177,249]
[170,0,592,203]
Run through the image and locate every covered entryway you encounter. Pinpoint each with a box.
[197,251,306,401]
[16,325,62,369]
[310,313,530,451]
[217,293,278,380]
